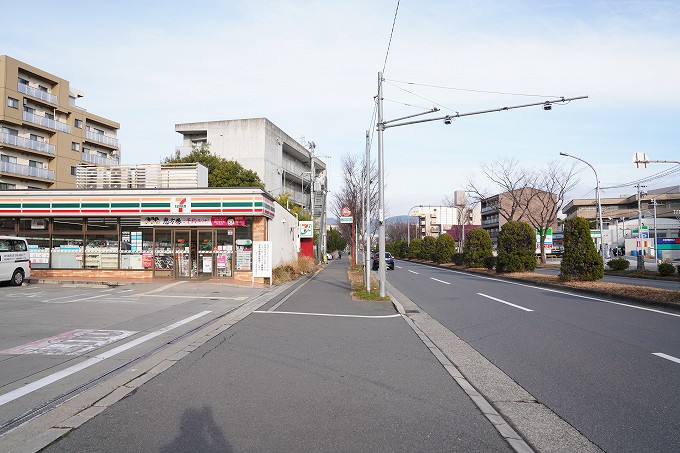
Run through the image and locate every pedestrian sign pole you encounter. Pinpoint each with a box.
[340,207,354,269]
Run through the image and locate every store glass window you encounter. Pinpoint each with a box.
[84,218,119,270]
[153,229,173,276]
[18,219,50,269]
[51,235,84,269]
[235,217,253,271]
[0,218,17,236]
[120,218,153,270]
[53,217,84,232]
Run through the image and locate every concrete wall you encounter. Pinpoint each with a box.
[269,200,300,267]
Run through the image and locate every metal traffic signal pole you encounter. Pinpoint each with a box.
[375,70,588,297]
[365,130,371,292]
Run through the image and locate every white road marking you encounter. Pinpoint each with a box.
[396,265,402,269]
[408,270,419,274]
[477,293,533,312]
[138,280,188,295]
[430,277,450,285]
[653,353,680,364]
[139,294,248,300]
[1,330,136,356]
[41,293,91,303]
[0,311,211,407]
[254,311,401,319]
[419,264,680,319]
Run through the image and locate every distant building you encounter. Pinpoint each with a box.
[411,205,481,240]
[481,188,558,244]
[563,185,680,249]
[0,55,120,190]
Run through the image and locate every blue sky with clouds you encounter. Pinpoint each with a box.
[3,0,678,216]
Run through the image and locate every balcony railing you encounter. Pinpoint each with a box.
[81,153,120,165]
[18,82,58,104]
[0,161,54,180]
[22,111,71,133]
[0,133,55,155]
[86,130,119,148]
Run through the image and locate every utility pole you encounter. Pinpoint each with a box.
[636,184,646,271]
[309,142,316,262]
[365,130,371,292]
[377,72,386,297]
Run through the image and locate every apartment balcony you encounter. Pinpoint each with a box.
[82,153,120,165]
[481,205,498,214]
[0,161,54,181]
[86,130,119,148]
[0,133,55,155]
[18,82,58,104]
[22,111,71,133]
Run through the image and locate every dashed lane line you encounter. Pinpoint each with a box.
[430,277,450,285]
[408,269,419,274]
[477,293,533,312]
[653,353,680,365]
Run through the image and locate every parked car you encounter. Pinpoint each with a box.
[372,252,395,271]
[0,236,31,286]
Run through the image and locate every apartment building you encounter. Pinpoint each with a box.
[481,188,558,244]
[0,55,120,190]
[411,205,482,240]
[175,118,326,211]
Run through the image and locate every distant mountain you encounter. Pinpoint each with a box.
[386,215,419,225]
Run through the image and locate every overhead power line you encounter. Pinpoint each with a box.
[385,78,564,99]
[382,0,400,75]
[602,165,680,190]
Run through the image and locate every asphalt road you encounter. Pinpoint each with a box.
[388,260,680,453]
[39,261,513,452]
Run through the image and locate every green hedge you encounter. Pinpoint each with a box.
[560,216,604,281]
[496,221,536,273]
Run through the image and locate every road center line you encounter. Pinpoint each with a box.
[653,352,680,364]
[254,311,401,319]
[430,277,450,285]
[408,270,419,274]
[0,310,211,407]
[477,293,533,312]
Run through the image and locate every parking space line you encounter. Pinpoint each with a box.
[0,311,211,407]
[653,353,680,364]
[477,293,533,312]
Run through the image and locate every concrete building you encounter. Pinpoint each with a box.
[0,55,120,190]
[481,188,558,244]
[411,205,482,240]
[175,118,326,211]
[563,185,680,258]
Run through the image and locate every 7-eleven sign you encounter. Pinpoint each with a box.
[171,197,191,214]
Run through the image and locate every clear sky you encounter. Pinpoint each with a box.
[3,0,678,217]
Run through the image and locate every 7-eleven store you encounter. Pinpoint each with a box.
[0,188,277,283]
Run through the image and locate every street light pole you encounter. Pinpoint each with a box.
[636,184,647,271]
[365,130,371,291]
[559,152,606,264]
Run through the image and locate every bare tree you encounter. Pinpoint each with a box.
[332,153,380,253]
[467,157,579,263]
[442,193,477,252]
[467,158,534,222]
[386,220,410,243]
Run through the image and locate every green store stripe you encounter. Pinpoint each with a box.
[192,202,221,207]
[82,203,109,208]
[112,203,140,208]
[51,203,80,208]
[141,202,170,207]
[23,203,52,208]
[0,203,22,208]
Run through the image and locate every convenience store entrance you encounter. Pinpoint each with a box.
[167,228,234,279]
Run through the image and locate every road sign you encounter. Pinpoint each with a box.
[340,216,353,224]
[341,206,351,217]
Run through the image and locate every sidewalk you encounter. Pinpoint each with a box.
[37,260,520,452]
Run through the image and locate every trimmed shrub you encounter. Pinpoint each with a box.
[678,264,680,275]
[606,258,630,271]
[452,253,464,265]
[559,216,604,281]
[420,236,437,261]
[463,228,494,267]
[658,262,676,276]
[484,256,496,270]
[496,221,537,273]
[434,233,457,264]
[408,238,423,259]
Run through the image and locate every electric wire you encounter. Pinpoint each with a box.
[602,165,680,190]
[384,80,458,113]
[382,0,401,75]
[385,78,565,99]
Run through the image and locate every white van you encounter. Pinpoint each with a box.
[0,236,31,286]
